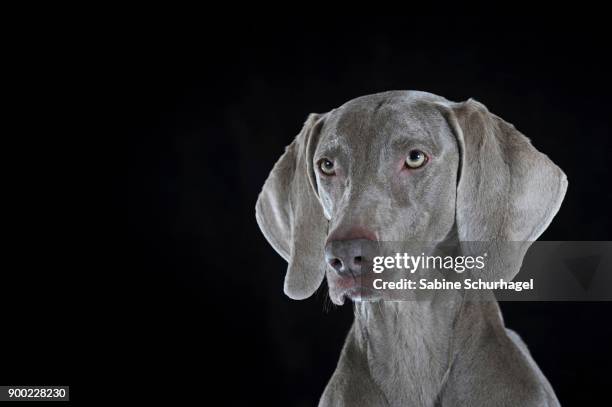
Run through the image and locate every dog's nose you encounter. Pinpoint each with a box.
[325,239,369,276]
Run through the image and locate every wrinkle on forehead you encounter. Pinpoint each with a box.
[321,98,450,157]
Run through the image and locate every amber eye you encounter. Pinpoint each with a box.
[405,150,428,169]
[318,158,336,175]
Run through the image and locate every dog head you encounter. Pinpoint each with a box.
[256,91,567,304]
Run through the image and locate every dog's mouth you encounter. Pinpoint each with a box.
[343,286,376,301]
[329,274,380,305]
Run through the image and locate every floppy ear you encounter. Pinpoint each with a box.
[255,113,328,299]
[437,99,568,280]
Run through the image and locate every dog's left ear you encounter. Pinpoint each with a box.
[435,99,568,280]
[255,113,328,300]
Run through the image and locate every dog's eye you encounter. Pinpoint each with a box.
[405,150,428,169]
[318,159,336,175]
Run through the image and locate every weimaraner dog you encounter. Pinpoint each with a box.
[256,91,567,406]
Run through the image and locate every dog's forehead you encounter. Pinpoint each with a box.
[321,92,450,149]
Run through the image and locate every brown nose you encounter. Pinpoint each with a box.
[325,239,371,276]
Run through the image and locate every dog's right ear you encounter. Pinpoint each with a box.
[255,113,328,300]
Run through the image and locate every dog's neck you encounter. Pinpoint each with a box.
[352,294,502,406]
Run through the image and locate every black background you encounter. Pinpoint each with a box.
[7,14,612,405]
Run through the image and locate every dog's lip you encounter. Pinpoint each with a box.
[334,274,373,289]
[342,286,376,301]
[346,286,374,295]
[331,273,377,304]
[335,276,354,287]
